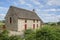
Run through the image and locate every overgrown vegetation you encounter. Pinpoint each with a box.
[0,22,60,40]
[0,30,23,40]
[0,20,5,27]
[24,23,60,40]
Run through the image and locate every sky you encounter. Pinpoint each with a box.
[0,0,60,23]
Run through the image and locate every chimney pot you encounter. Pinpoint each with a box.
[33,9,35,12]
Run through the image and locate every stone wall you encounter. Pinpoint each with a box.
[18,19,41,32]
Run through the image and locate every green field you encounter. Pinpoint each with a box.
[0,22,5,27]
[0,22,5,25]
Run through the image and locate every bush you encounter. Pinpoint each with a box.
[1,25,60,40]
[0,30,23,40]
[25,26,60,40]
[24,29,36,40]
[36,26,60,40]
[9,36,22,40]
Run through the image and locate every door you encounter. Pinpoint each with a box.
[25,24,27,30]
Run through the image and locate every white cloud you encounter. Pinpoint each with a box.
[36,8,60,11]
[0,7,8,20]
[0,13,6,20]
[40,13,59,22]
[36,9,59,22]
[30,0,41,5]
[44,9,56,11]
[12,0,26,6]
[26,4,33,8]
[12,2,18,6]
[47,0,60,6]
[12,0,33,8]
[0,7,7,10]
[56,15,60,21]
[0,7,8,14]
[31,0,43,7]
[0,14,5,16]
[19,0,26,4]
[43,9,60,11]
[12,0,44,9]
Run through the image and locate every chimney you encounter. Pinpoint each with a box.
[33,9,35,12]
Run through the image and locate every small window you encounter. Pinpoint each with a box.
[25,20,27,23]
[33,20,35,23]
[37,24,38,28]
[37,20,38,23]
[10,17,12,24]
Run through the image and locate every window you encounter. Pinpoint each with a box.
[10,17,12,24]
[25,24,27,30]
[33,20,35,23]
[37,20,38,23]
[25,20,27,23]
[37,24,38,28]
[33,24,35,29]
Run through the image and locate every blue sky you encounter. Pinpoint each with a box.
[0,0,60,23]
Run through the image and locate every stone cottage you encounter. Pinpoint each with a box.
[5,6,43,32]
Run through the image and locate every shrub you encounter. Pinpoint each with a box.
[25,26,60,40]
[0,30,23,40]
[9,36,22,40]
[24,29,36,40]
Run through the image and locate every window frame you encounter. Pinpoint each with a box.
[10,17,12,24]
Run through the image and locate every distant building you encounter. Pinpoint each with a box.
[5,6,43,32]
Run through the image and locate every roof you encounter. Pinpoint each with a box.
[9,6,43,22]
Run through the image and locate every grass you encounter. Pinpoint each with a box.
[0,22,5,25]
[0,22,5,27]
[42,24,60,30]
